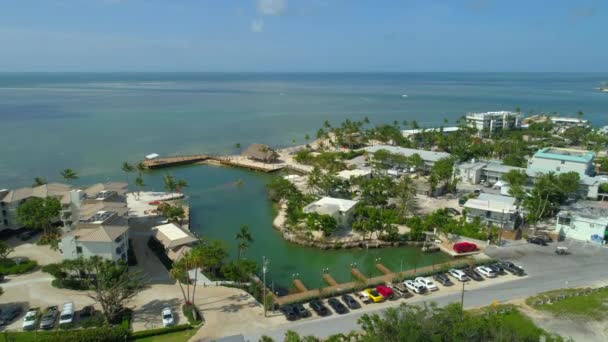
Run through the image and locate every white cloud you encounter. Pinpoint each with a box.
[251,19,264,33]
[257,0,287,16]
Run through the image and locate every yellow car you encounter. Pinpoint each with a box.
[364,288,385,303]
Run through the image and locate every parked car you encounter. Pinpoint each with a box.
[40,306,58,330]
[487,263,506,275]
[309,300,330,316]
[475,266,497,278]
[390,283,411,298]
[447,269,469,282]
[403,280,426,294]
[280,305,298,321]
[340,294,360,310]
[19,230,38,241]
[376,285,394,299]
[327,298,348,314]
[79,305,95,319]
[292,303,311,318]
[0,305,22,326]
[161,307,174,327]
[527,236,548,246]
[22,308,38,331]
[453,242,477,253]
[446,208,461,216]
[433,272,453,286]
[500,261,526,276]
[462,267,484,281]
[364,288,385,303]
[414,277,438,291]
[357,291,372,304]
[59,302,74,325]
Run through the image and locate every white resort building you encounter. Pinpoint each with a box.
[556,208,608,244]
[466,111,522,137]
[151,223,198,261]
[364,145,451,171]
[303,197,359,227]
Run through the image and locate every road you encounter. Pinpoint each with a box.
[240,239,608,341]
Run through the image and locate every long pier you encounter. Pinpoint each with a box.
[143,155,210,169]
[142,154,287,173]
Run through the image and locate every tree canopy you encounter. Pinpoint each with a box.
[16,197,61,235]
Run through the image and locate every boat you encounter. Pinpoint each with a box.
[401,94,408,98]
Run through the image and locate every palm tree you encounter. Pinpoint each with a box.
[235,225,253,261]
[60,169,78,183]
[235,143,242,153]
[32,177,47,187]
[121,162,134,184]
[175,179,188,193]
[134,176,145,199]
[304,134,310,141]
[135,161,146,178]
[163,173,176,193]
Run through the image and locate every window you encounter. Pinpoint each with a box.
[561,160,565,164]
[114,235,123,243]
[558,216,571,225]
[76,246,83,254]
[486,211,491,218]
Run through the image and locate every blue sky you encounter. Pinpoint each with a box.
[0,0,606,72]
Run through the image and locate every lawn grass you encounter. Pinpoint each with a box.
[496,308,562,341]
[527,287,608,320]
[133,329,197,341]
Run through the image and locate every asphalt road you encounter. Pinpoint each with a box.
[242,239,608,341]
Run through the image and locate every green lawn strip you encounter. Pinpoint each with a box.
[498,310,560,341]
[527,288,608,320]
[132,329,197,342]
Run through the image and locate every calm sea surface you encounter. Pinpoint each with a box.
[1,73,607,287]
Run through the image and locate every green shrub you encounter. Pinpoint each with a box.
[80,315,106,328]
[182,304,203,325]
[0,258,37,274]
[130,324,192,339]
[6,325,128,342]
[59,322,75,330]
[51,278,91,290]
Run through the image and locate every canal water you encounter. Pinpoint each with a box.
[140,163,450,289]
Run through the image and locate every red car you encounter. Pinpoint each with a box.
[148,201,160,205]
[375,285,394,299]
[453,242,477,253]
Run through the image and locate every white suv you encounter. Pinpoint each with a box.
[475,266,497,278]
[414,277,438,291]
[403,280,427,294]
[22,309,38,330]
[448,269,469,282]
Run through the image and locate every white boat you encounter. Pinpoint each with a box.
[401,94,408,98]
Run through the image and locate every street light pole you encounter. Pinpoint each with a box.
[262,256,269,317]
[460,281,465,318]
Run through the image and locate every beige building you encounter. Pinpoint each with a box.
[151,223,198,261]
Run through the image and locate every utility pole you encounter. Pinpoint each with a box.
[262,256,269,317]
[460,281,465,319]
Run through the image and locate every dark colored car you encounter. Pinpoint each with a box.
[446,208,461,216]
[19,230,39,241]
[487,263,506,275]
[433,272,453,286]
[500,261,526,276]
[340,294,360,310]
[292,303,311,318]
[453,242,477,253]
[527,237,548,246]
[309,300,330,317]
[327,298,348,315]
[280,305,298,321]
[40,306,58,330]
[462,268,483,281]
[79,305,95,319]
[0,305,22,326]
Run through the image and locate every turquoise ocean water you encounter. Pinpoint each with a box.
[1,73,607,287]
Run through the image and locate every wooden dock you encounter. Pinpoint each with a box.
[143,155,210,169]
[376,263,392,275]
[323,273,338,286]
[293,279,308,292]
[350,268,367,282]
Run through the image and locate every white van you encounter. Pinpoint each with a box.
[59,302,74,325]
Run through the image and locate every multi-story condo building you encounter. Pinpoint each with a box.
[466,111,522,137]
[527,147,595,178]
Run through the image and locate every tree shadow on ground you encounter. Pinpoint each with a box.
[131,298,182,330]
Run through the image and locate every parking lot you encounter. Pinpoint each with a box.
[276,262,527,322]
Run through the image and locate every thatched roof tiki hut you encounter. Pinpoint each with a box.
[241,144,279,163]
